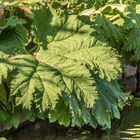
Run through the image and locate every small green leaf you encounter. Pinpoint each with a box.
[0,16,26,31]
[0,26,28,55]
[124,27,140,60]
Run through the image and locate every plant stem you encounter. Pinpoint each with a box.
[110,14,120,22]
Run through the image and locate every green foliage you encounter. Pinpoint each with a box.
[91,2,140,62]
[2,0,139,130]
[93,77,124,128]
[0,53,10,84]
[124,27,140,60]
[0,137,7,140]
[131,98,140,106]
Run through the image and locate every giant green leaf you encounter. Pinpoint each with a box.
[10,52,97,110]
[34,6,121,81]
[0,1,127,130]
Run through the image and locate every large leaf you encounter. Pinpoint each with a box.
[10,51,97,110]
[0,2,126,129]
[34,6,121,81]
